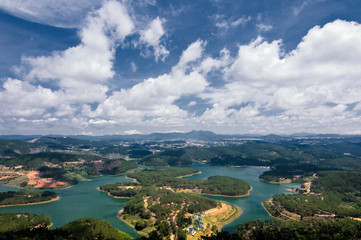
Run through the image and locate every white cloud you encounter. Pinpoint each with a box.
[0,0,101,28]
[215,15,251,29]
[136,0,157,7]
[197,48,231,75]
[86,40,209,126]
[0,78,58,117]
[19,0,134,91]
[232,16,252,27]
[0,1,135,132]
[178,40,206,67]
[139,17,169,61]
[257,23,273,32]
[124,129,142,135]
[2,12,361,135]
[188,101,197,106]
[198,20,361,134]
[293,0,325,16]
[130,62,138,72]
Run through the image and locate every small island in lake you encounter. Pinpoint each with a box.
[0,190,59,207]
[126,168,252,197]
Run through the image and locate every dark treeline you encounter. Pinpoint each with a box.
[99,182,139,198]
[0,218,132,240]
[0,191,58,206]
[101,160,138,175]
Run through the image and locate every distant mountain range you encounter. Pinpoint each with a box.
[0,130,360,142]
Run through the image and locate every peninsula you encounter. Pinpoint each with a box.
[0,190,59,207]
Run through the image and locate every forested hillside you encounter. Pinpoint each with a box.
[201,218,361,240]
[264,171,361,219]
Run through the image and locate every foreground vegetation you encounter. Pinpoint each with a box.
[0,191,58,207]
[201,218,361,240]
[0,217,132,240]
[2,214,361,240]
[0,213,51,232]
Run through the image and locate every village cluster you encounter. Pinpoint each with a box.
[187,212,206,236]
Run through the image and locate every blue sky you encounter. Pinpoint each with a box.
[1,0,361,135]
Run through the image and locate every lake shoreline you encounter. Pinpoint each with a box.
[200,186,253,198]
[0,195,60,208]
[97,187,131,199]
[177,170,202,178]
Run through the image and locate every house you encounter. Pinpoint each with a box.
[187,227,196,235]
[199,221,205,229]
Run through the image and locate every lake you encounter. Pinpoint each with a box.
[0,165,298,238]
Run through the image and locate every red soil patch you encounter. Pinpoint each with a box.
[0,176,12,180]
[27,170,67,188]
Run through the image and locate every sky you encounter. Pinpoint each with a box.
[1,0,361,135]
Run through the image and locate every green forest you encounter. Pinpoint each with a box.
[265,171,361,218]
[0,151,139,189]
[120,186,218,239]
[0,191,58,206]
[99,166,251,238]
[0,217,132,240]
[0,213,51,232]
[127,168,251,196]
[99,182,140,198]
[201,218,361,240]
[2,135,361,238]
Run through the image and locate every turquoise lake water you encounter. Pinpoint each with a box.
[0,165,298,238]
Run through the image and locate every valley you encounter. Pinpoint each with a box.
[1,132,361,239]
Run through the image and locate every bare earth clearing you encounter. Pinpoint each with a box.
[27,170,68,189]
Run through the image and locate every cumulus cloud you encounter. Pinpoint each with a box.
[0,0,135,132]
[198,20,361,134]
[0,78,57,117]
[19,0,134,91]
[139,16,169,61]
[2,9,361,135]
[88,40,209,126]
[178,40,206,67]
